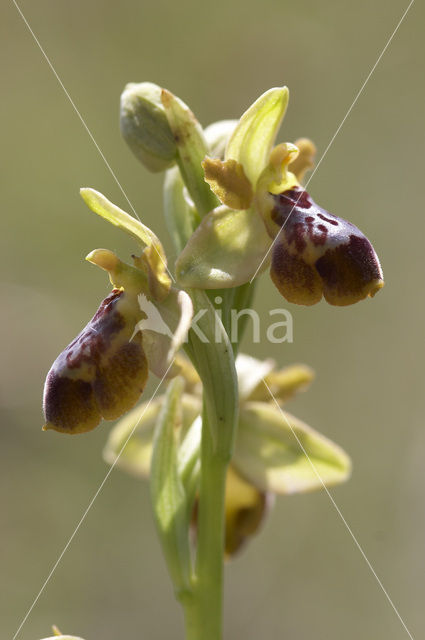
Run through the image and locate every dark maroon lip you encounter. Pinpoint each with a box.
[268,186,383,306]
[43,289,148,433]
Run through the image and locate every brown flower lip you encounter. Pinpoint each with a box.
[43,289,148,434]
[269,187,384,306]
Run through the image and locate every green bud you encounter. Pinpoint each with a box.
[120,82,177,172]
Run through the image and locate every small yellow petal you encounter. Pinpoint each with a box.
[289,138,317,182]
[202,157,253,210]
[249,364,315,403]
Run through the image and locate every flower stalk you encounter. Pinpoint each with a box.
[182,289,238,639]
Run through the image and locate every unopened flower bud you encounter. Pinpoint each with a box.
[120,82,177,172]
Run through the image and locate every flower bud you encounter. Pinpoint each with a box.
[120,82,177,172]
[268,187,384,306]
[43,289,148,434]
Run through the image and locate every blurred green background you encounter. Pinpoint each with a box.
[1,0,423,638]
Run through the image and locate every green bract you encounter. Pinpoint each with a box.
[162,89,219,216]
[150,377,193,594]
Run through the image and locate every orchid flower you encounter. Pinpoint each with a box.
[43,189,193,434]
[104,353,350,556]
[176,88,384,306]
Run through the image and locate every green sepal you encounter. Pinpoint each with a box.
[80,188,173,302]
[233,402,351,495]
[150,377,193,596]
[161,89,219,217]
[80,188,165,253]
[175,205,271,289]
[103,394,201,479]
[225,87,289,186]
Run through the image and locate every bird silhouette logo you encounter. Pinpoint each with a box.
[131,293,174,340]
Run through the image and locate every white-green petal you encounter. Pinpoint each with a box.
[233,402,351,495]
[225,87,289,186]
[175,205,271,289]
[236,354,275,402]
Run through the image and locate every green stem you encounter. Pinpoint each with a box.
[181,592,202,640]
[179,406,228,640]
[182,290,238,640]
[194,403,228,640]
